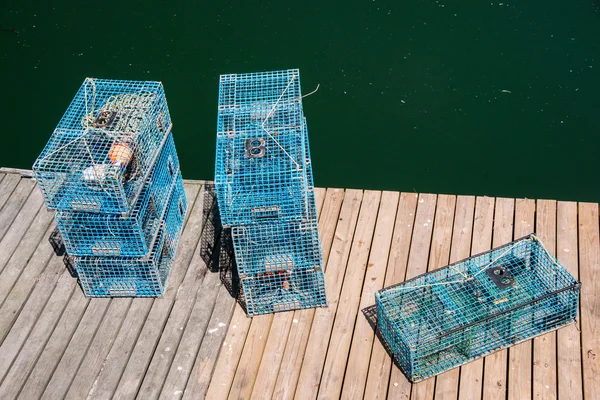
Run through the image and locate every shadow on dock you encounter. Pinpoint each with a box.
[199,184,247,313]
[362,305,404,372]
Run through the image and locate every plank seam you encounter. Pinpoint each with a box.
[42,297,112,399]
[14,285,84,399]
[310,191,365,394]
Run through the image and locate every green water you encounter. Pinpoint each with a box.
[1,1,599,201]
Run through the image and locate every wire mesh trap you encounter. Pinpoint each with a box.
[55,134,181,256]
[73,181,186,297]
[231,220,322,276]
[33,78,172,214]
[375,234,581,382]
[214,69,314,227]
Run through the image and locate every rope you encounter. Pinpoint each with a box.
[301,83,320,98]
[388,238,536,291]
[260,74,301,169]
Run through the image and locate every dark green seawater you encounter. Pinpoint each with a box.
[1,1,599,201]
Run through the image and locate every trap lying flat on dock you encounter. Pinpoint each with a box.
[375,234,581,382]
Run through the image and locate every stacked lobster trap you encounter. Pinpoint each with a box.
[214,69,327,316]
[33,78,187,297]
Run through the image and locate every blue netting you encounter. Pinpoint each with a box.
[55,134,180,256]
[375,234,581,382]
[33,78,172,214]
[240,267,327,316]
[73,178,186,297]
[231,220,322,276]
[214,69,314,226]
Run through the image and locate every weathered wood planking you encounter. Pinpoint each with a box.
[578,203,599,400]
[363,193,418,400]
[387,193,437,399]
[556,201,583,400]
[507,199,535,400]
[270,188,345,400]
[0,172,598,400]
[457,196,495,400]
[340,191,399,399]
[533,200,558,399]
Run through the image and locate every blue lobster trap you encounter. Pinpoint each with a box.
[214,69,315,227]
[240,267,327,316]
[231,220,322,277]
[73,180,187,297]
[33,78,172,215]
[375,234,581,382]
[55,134,181,257]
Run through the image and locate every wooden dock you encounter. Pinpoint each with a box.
[0,168,597,399]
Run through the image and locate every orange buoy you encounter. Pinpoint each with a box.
[109,143,133,169]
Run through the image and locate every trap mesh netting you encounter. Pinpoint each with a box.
[375,234,580,382]
[214,69,313,227]
[33,78,172,215]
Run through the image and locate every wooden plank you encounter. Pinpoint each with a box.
[16,290,89,400]
[387,193,438,398]
[434,195,476,400]
[507,198,535,400]
[271,188,346,400]
[410,195,456,400]
[556,201,583,400]
[0,271,76,396]
[0,186,45,275]
[0,267,74,382]
[315,190,381,399]
[226,188,329,400]
[533,199,557,399]
[578,202,599,400]
[363,193,418,400]
[84,183,202,400]
[176,283,235,399]
[0,178,35,242]
[457,196,495,400]
[250,188,340,400]
[109,185,209,399]
[0,254,63,344]
[0,215,54,305]
[202,305,252,399]
[0,167,35,178]
[0,173,20,211]
[41,298,123,400]
[292,189,364,399]
[136,246,211,399]
[482,198,515,400]
[340,191,399,399]
[0,173,5,185]
[226,315,274,400]
[63,298,133,400]
[72,183,200,399]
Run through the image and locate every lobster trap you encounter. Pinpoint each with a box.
[241,267,327,316]
[73,181,186,297]
[33,78,172,214]
[375,234,581,382]
[231,220,322,276]
[55,134,181,256]
[214,69,315,227]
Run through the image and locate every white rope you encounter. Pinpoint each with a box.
[301,83,320,98]
[389,238,533,291]
[260,74,301,169]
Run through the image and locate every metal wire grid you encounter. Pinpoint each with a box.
[73,178,186,297]
[55,134,180,257]
[375,234,581,382]
[214,69,312,227]
[231,220,322,277]
[33,78,172,214]
[241,267,327,316]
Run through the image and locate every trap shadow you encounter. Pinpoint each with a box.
[199,184,247,313]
